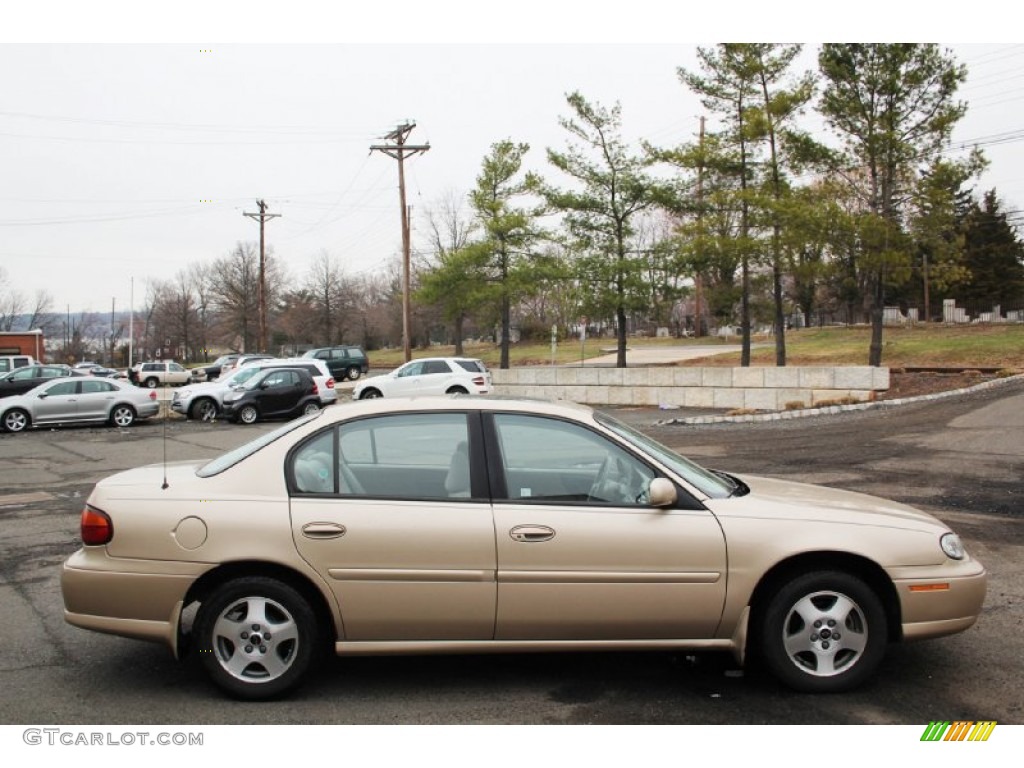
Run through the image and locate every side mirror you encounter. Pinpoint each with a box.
[37,392,48,400]
[648,478,677,508]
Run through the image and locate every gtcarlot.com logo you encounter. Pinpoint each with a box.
[920,721,997,742]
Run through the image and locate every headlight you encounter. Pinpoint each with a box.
[941,532,965,560]
[178,389,191,399]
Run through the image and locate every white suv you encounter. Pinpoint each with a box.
[353,357,491,400]
[171,357,336,421]
[130,361,191,388]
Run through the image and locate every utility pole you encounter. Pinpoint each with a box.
[243,200,281,353]
[371,122,430,362]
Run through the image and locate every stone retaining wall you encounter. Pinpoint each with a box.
[490,366,890,409]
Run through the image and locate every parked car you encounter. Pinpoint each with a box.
[0,355,35,375]
[353,357,491,400]
[129,361,192,388]
[191,354,243,383]
[0,364,86,399]
[302,345,368,381]
[221,367,322,424]
[1,376,159,432]
[219,354,275,379]
[73,362,120,377]
[172,358,336,421]
[60,397,986,700]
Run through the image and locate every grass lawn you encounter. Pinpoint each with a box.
[367,324,1024,370]
[689,324,1024,369]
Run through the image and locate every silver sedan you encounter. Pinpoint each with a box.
[0,376,160,432]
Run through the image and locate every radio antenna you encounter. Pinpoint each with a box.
[161,383,169,489]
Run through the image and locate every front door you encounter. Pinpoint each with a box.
[487,412,728,641]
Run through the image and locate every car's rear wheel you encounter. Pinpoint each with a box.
[195,577,319,701]
[190,398,218,422]
[2,408,30,433]
[346,366,361,381]
[144,377,158,389]
[446,386,468,395]
[757,570,887,693]
[110,404,136,428]
[302,402,321,416]
[238,405,259,424]
[359,388,382,399]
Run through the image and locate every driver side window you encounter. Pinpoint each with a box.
[492,414,655,505]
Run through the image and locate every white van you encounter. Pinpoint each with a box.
[0,355,35,375]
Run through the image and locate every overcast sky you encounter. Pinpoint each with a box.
[1,4,1019,318]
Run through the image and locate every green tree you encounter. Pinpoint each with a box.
[545,92,659,368]
[959,190,1024,310]
[469,141,542,369]
[678,45,762,365]
[745,43,820,364]
[818,44,970,365]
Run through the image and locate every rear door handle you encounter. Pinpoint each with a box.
[509,525,555,543]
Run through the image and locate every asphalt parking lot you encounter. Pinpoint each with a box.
[0,381,1021,724]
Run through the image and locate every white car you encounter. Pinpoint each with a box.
[130,361,192,388]
[1,376,159,432]
[353,357,491,400]
[171,358,336,421]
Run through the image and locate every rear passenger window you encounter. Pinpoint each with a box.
[297,413,471,500]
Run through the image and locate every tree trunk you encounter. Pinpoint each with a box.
[869,269,885,366]
[454,313,464,356]
[616,305,628,368]
[773,260,786,366]
[740,256,751,367]
[500,294,510,369]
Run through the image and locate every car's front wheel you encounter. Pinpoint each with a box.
[110,404,136,428]
[359,388,382,399]
[238,405,259,424]
[190,398,218,422]
[2,408,30,433]
[194,577,319,700]
[757,570,887,693]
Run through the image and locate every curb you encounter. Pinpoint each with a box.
[657,373,1024,426]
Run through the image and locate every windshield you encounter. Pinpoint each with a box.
[197,411,322,477]
[595,412,735,499]
[224,367,261,387]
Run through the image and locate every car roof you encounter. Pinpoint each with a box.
[334,395,592,419]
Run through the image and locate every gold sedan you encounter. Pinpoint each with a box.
[61,398,986,700]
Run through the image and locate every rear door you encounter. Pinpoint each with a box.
[288,411,497,640]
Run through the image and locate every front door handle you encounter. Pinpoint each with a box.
[301,522,347,539]
[509,525,555,543]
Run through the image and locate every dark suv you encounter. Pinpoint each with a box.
[302,346,369,381]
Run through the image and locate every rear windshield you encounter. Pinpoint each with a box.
[197,411,322,477]
[455,359,486,373]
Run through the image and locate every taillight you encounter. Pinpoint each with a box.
[326,378,335,389]
[311,382,319,394]
[473,377,485,386]
[148,391,157,400]
[81,505,113,546]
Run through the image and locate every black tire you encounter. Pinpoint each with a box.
[144,377,158,389]
[194,576,319,700]
[757,570,887,693]
[446,386,468,395]
[346,366,362,381]
[238,404,259,424]
[359,388,382,400]
[2,408,30,433]
[109,404,136,428]
[302,401,321,416]
[190,398,218,422]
